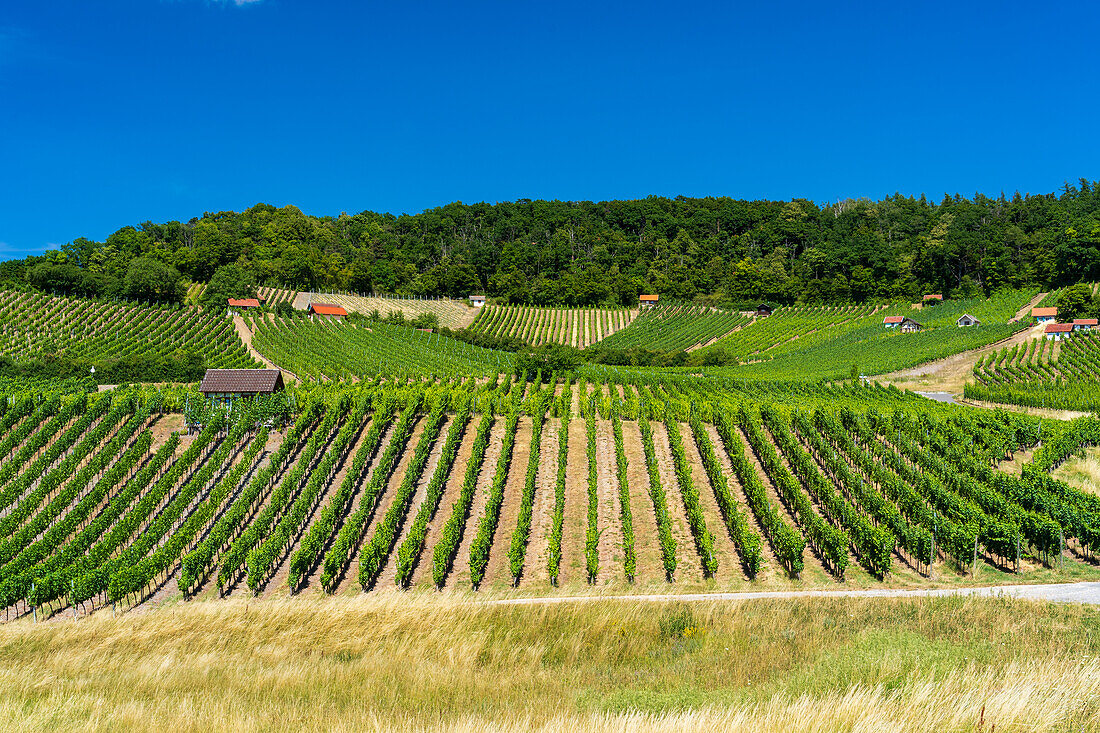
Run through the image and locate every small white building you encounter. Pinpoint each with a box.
[883,315,904,329]
[639,294,659,309]
[899,317,924,333]
[1072,318,1097,331]
[956,314,981,327]
[469,294,487,307]
[1045,323,1073,341]
[1032,307,1058,323]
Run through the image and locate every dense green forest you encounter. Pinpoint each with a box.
[5,179,1100,306]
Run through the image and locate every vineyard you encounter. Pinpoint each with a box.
[3,370,1099,622]
[257,286,298,306]
[594,303,750,351]
[711,290,1038,379]
[466,304,636,348]
[966,330,1100,411]
[249,313,511,379]
[0,290,256,369]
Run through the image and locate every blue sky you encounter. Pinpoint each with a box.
[1,0,1097,257]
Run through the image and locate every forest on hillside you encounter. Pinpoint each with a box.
[4,179,1100,306]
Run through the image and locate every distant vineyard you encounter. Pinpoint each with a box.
[1,373,1095,621]
[184,282,206,305]
[705,305,881,361]
[250,313,511,380]
[306,293,477,329]
[967,331,1100,411]
[595,304,750,352]
[713,290,1037,380]
[257,286,297,306]
[0,290,255,368]
[467,305,635,348]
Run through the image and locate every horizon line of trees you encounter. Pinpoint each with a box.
[3,179,1099,306]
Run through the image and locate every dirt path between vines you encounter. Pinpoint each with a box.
[411,416,481,588]
[446,420,504,590]
[560,418,588,584]
[679,422,741,581]
[231,314,298,383]
[595,418,625,585]
[621,420,664,582]
[517,418,557,589]
[650,422,704,583]
[481,418,533,588]
[265,413,373,598]
[373,415,454,591]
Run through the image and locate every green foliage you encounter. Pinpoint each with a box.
[515,343,582,376]
[202,264,259,308]
[19,183,1100,304]
[122,257,185,303]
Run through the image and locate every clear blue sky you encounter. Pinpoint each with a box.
[1,0,1097,257]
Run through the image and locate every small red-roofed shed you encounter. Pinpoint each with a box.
[1073,318,1098,331]
[228,298,261,309]
[1045,323,1073,341]
[883,315,904,328]
[1032,307,1058,323]
[308,302,348,319]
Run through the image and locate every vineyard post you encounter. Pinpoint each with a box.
[971,534,979,575]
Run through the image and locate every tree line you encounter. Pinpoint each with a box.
[4,179,1100,306]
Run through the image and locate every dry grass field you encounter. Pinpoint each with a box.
[2,594,1099,731]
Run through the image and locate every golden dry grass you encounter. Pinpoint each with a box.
[1054,447,1100,496]
[1,594,1099,731]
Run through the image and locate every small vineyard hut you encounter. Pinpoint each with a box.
[1032,307,1058,323]
[1045,323,1073,341]
[200,369,284,399]
[308,303,348,320]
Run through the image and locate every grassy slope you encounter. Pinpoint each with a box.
[2,595,1098,731]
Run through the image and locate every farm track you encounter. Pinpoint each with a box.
[650,421,704,582]
[445,420,504,590]
[686,320,752,352]
[262,414,374,598]
[517,418,557,589]
[410,419,480,588]
[679,422,741,580]
[481,418,533,588]
[373,415,454,591]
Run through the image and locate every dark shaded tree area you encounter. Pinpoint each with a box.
[8,179,1100,306]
